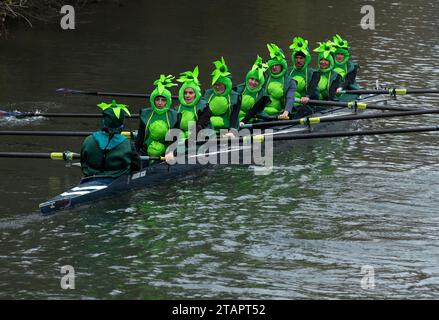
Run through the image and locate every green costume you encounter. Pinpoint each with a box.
[81,100,134,178]
[314,41,340,100]
[204,57,240,131]
[176,66,207,139]
[236,55,268,121]
[136,75,179,157]
[288,36,317,105]
[331,34,360,90]
[264,43,292,116]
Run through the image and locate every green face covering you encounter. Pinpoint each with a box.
[245,55,267,93]
[289,36,311,71]
[314,41,336,73]
[177,66,201,108]
[211,57,233,97]
[97,100,131,134]
[149,74,177,115]
[267,43,287,78]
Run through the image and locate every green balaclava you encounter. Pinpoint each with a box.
[177,66,202,135]
[211,57,232,97]
[149,74,177,115]
[267,43,287,78]
[177,66,201,108]
[245,55,267,93]
[98,100,131,134]
[314,41,336,73]
[289,36,311,71]
[240,55,268,120]
[331,34,351,78]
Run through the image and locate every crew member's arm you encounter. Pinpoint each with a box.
[241,95,270,124]
[135,118,146,152]
[229,94,242,130]
[196,105,212,133]
[342,64,359,90]
[329,75,342,100]
[280,80,297,119]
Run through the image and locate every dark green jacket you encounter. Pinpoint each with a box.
[81,131,135,178]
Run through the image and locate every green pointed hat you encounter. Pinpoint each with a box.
[314,41,336,72]
[150,74,177,115]
[211,57,232,96]
[245,55,268,93]
[331,34,351,66]
[98,100,131,133]
[267,43,287,78]
[177,66,201,107]
[289,36,311,70]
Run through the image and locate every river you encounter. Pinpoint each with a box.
[0,0,438,299]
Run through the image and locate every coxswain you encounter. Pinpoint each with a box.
[80,100,139,178]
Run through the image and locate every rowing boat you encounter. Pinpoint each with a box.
[39,93,389,215]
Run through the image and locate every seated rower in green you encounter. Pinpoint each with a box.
[288,36,320,117]
[331,34,360,92]
[200,57,241,137]
[176,66,207,140]
[236,55,271,125]
[309,41,342,101]
[80,100,139,178]
[263,43,297,120]
[135,75,180,158]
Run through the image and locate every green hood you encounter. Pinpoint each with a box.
[245,55,267,93]
[177,66,201,108]
[314,41,336,73]
[267,43,287,78]
[149,74,177,115]
[211,57,233,97]
[98,100,131,134]
[332,34,351,67]
[289,36,311,71]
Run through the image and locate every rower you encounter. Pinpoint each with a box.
[200,57,241,136]
[135,75,180,158]
[264,43,297,120]
[80,100,139,178]
[176,66,207,139]
[331,34,360,91]
[236,55,271,125]
[288,36,319,116]
[311,41,342,101]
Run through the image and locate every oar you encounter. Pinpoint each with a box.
[0,111,141,119]
[0,130,136,138]
[56,88,179,100]
[305,99,415,112]
[341,88,439,96]
[225,126,439,144]
[242,108,439,129]
[0,151,164,161]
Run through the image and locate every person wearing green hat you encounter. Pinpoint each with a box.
[80,100,139,178]
[200,57,241,135]
[310,41,342,101]
[176,66,207,140]
[331,34,360,91]
[288,37,319,108]
[264,43,297,120]
[235,55,270,124]
[135,75,180,158]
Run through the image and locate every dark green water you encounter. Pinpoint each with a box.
[0,0,438,299]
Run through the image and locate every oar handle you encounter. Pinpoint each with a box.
[342,88,439,95]
[0,151,80,160]
[56,88,179,100]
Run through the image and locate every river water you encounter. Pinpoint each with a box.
[0,0,438,299]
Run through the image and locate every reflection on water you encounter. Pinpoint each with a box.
[0,0,439,299]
